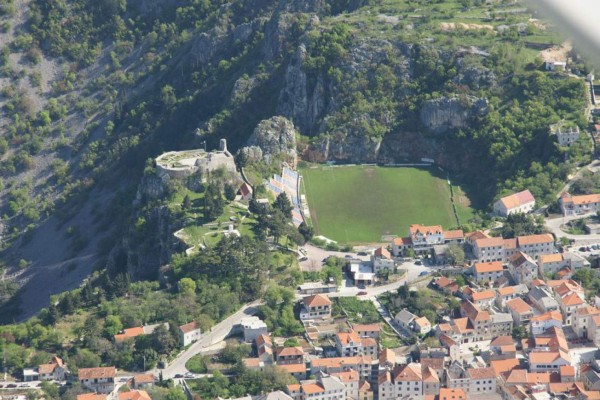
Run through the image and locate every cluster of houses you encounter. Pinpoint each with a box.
[75,368,155,400]
[233,279,600,400]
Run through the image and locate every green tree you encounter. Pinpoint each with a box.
[445,243,465,266]
[103,315,123,337]
[182,195,191,210]
[224,183,236,201]
[161,85,177,109]
[273,193,293,220]
[178,278,196,294]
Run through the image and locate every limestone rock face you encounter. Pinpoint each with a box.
[247,116,298,167]
[420,96,489,134]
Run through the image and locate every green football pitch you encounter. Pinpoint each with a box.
[300,165,474,243]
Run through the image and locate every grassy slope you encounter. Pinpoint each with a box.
[301,165,473,243]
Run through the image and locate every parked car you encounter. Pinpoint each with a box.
[419,271,429,276]
[174,374,183,379]
[415,260,422,265]
[357,251,368,256]
[357,291,368,296]
[579,247,587,252]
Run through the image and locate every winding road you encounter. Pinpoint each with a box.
[159,253,429,378]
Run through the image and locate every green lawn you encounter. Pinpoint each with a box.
[301,165,474,243]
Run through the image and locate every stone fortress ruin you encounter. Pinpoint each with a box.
[155,139,238,181]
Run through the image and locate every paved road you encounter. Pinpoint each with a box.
[160,257,429,378]
[299,244,372,271]
[158,302,260,378]
[545,212,600,243]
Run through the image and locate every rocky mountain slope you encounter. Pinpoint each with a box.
[0,0,591,319]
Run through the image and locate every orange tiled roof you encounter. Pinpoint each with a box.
[517,233,553,246]
[539,253,564,264]
[179,321,200,334]
[394,363,422,381]
[353,323,381,332]
[303,294,332,307]
[529,350,570,364]
[472,290,495,301]
[77,395,107,400]
[374,247,391,259]
[393,237,412,246]
[114,327,145,342]
[562,292,584,306]
[278,363,306,374]
[337,331,361,345]
[414,316,431,328]
[78,367,116,380]
[491,358,520,376]
[133,374,155,384]
[498,190,535,210]
[331,369,359,382]
[301,383,325,394]
[444,230,464,240]
[379,349,395,365]
[118,390,151,400]
[474,237,504,248]
[435,276,457,289]
[562,193,600,205]
[277,346,304,357]
[504,238,518,249]
[560,365,575,376]
[439,388,466,400]
[506,298,533,314]
[474,261,503,273]
[467,231,490,241]
[422,366,439,383]
[409,224,443,237]
[467,367,495,380]
[490,336,515,346]
[311,356,372,369]
[497,286,515,296]
[531,310,562,322]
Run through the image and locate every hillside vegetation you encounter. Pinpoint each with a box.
[0,0,592,316]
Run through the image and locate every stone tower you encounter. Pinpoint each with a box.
[219,138,227,153]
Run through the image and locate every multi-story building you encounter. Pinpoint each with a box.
[549,280,587,325]
[331,370,360,400]
[529,351,571,372]
[310,356,373,381]
[286,374,346,400]
[516,234,555,259]
[241,316,268,342]
[276,347,304,365]
[490,312,514,337]
[506,298,534,325]
[391,225,464,255]
[495,285,529,311]
[300,294,332,321]
[493,190,536,217]
[466,367,497,394]
[334,331,378,358]
[529,311,563,335]
[473,238,505,263]
[572,305,600,340]
[179,321,202,346]
[560,192,600,216]
[473,261,504,284]
[23,356,69,382]
[78,367,116,394]
[527,286,559,313]
[508,252,538,284]
[353,324,380,340]
[470,290,496,310]
[372,247,394,274]
[538,253,567,277]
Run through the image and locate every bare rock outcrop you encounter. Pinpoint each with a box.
[245,116,298,167]
[420,95,488,134]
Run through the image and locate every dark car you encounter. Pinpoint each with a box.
[415,260,422,265]
[579,247,587,251]
[357,251,368,256]
[357,291,368,296]
[419,271,429,276]
[174,374,184,378]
